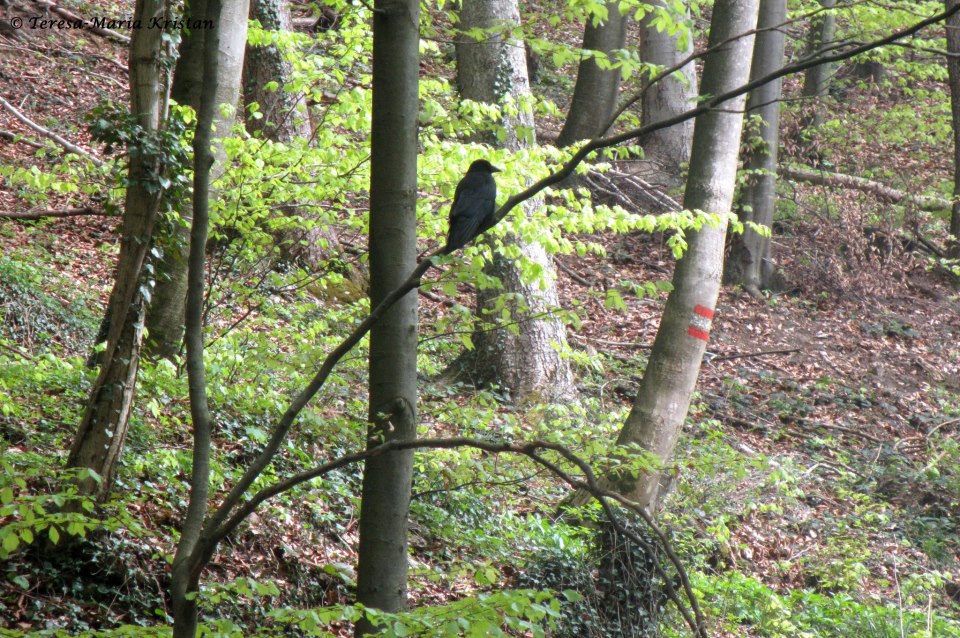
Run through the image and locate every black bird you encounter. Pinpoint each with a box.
[442,159,501,255]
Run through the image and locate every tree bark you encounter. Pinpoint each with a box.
[801,0,836,128]
[66,0,170,500]
[556,1,629,146]
[145,0,248,359]
[242,0,347,269]
[244,0,311,142]
[946,0,960,245]
[170,0,222,634]
[613,0,759,510]
[638,0,698,182]
[354,0,420,630]
[726,0,786,295]
[456,0,575,403]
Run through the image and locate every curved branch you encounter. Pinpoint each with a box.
[486,4,959,234]
[203,436,707,638]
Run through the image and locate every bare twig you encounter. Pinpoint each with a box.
[0,341,35,361]
[554,258,592,286]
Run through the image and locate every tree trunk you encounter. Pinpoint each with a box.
[801,0,836,128]
[243,0,346,269]
[946,0,960,247]
[638,0,698,182]
[353,0,420,630]
[456,0,575,404]
[725,0,786,295]
[613,0,759,510]
[145,0,248,359]
[170,0,223,634]
[244,0,311,142]
[66,0,170,500]
[556,2,629,146]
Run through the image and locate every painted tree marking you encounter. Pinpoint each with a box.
[687,304,714,342]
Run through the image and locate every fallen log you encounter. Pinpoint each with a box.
[781,165,951,212]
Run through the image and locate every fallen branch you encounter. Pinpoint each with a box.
[0,207,107,220]
[0,129,45,149]
[571,333,652,350]
[707,347,801,363]
[34,1,131,44]
[781,165,951,212]
[0,97,103,166]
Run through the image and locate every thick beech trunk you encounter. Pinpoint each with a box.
[556,1,629,146]
[244,0,311,141]
[638,0,697,181]
[354,0,421,630]
[146,0,248,358]
[243,0,345,268]
[67,0,170,500]
[457,0,574,403]
[802,0,836,128]
[726,0,786,295]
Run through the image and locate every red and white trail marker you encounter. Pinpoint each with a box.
[687,304,714,342]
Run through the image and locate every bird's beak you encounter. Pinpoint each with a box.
[491,166,502,173]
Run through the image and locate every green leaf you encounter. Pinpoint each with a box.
[2,532,19,554]
[604,288,627,311]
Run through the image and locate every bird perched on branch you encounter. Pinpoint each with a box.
[442,159,501,255]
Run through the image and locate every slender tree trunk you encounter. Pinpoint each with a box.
[726,0,786,295]
[946,0,960,246]
[556,1,629,146]
[638,0,698,182]
[802,0,836,128]
[145,0,248,359]
[456,0,575,403]
[353,0,420,630]
[66,0,170,500]
[613,0,759,510]
[170,0,222,635]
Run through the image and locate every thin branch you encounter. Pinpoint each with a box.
[488,4,960,233]
[0,97,103,166]
[601,3,838,135]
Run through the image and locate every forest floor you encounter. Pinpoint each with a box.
[2,1,960,637]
